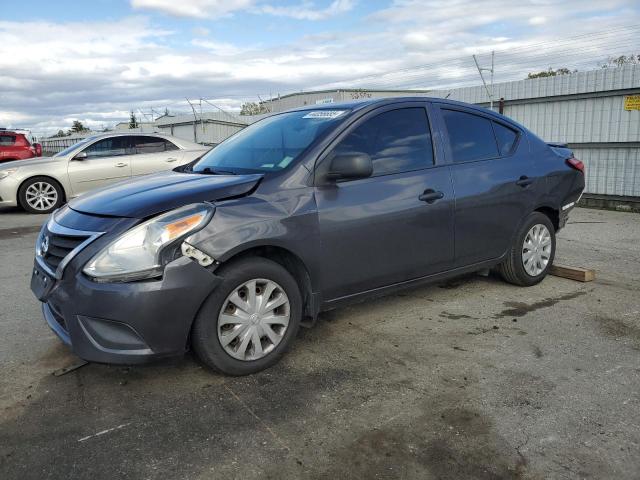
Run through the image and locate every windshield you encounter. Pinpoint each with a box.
[54,136,98,157]
[192,109,349,174]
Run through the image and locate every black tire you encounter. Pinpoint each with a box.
[498,212,556,287]
[18,176,65,214]
[192,257,302,375]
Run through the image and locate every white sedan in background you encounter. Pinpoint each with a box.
[0,133,209,213]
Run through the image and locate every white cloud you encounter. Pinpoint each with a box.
[529,16,547,25]
[258,0,356,20]
[131,0,356,20]
[131,0,254,18]
[192,26,210,36]
[1,1,638,135]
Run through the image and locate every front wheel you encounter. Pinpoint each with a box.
[498,212,556,286]
[18,176,65,214]
[192,257,302,375]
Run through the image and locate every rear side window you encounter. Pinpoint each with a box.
[0,135,16,146]
[84,137,131,158]
[133,136,178,154]
[492,122,518,156]
[332,107,434,176]
[442,109,498,162]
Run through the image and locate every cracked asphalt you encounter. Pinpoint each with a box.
[0,206,638,479]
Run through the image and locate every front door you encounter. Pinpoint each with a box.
[315,104,455,301]
[67,136,133,196]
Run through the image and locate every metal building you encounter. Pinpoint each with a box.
[154,111,249,146]
[263,89,432,113]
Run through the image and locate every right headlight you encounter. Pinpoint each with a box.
[83,203,214,282]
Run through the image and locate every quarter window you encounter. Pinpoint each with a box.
[331,107,434,176]
[83,137,131,158]
[492,122,518,156]
[442,109,499,162]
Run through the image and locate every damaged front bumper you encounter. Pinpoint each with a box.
[32,255,221,364]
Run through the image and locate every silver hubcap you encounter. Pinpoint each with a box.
[217,278,290,361]
[25,182,58,211]
[522,224,552,277]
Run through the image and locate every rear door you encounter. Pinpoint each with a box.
[434,105,537,266]
[67,136,134,195]
[130,136,183,176]
[314,103,455,301]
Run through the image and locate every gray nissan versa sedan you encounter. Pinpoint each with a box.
[30,98,585,375]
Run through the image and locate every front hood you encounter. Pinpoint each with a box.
[0,156,61,170]
[68,171,263,218]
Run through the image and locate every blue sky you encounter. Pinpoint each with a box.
[2,0,639,134]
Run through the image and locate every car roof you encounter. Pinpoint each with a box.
[286,96,494,113]
[284,96,518,127]
[74,131,206,149]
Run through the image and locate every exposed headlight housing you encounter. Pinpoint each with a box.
[83,203,214,282]
[0,168,18,180]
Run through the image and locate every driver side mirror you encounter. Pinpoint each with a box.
[73,151,88,161]
[326,153,373,181]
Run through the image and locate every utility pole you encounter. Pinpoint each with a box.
[185,98,198,143]
[473,51,495,110]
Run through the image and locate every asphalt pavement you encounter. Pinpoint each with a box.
[0,205,638,479]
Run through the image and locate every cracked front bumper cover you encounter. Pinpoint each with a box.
[34,256,222,364]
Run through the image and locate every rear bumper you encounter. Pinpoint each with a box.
[36,256,221,364]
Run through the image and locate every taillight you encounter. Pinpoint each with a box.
[35,143,42,156]
[566,157,584,173]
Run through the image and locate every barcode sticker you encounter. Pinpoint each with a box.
[302,110,346,119]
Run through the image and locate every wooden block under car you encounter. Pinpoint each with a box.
[550,264,595,282]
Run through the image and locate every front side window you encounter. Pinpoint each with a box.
[83,137,130,158]
[192,109,348,174]
[442,109,499,162]
[331,107,434,176]
[133,136,178,154]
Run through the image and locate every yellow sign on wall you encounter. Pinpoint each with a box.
[624,95,640,110]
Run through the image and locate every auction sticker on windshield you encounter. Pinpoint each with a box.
[302,110,346,119]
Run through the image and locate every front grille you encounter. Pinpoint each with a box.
[41,231,90,273]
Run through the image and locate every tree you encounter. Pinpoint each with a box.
[51,129,67,138]
[129,111,139,129]
[526,67,575,79]
[240,102,269,116]
[601,54,640,68]
[70,120,87,133]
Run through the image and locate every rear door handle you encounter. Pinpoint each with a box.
[419,189,444,204]
[115,162,128,168]
[516,176,534,187]
[165,157,178,163]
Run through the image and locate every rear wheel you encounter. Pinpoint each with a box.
[498,212,556,286]
[192,257,302,375]
[18,176,65,214]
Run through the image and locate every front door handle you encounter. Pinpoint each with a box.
[115,162,128,168]
[165,157,178,163]
[516,176,534,187]
[419,189,444,204]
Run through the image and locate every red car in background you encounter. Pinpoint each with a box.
[0,128,42,162]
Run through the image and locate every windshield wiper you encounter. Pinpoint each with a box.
[200,167,237,175]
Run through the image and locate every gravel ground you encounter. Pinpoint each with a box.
[0,205,638,479]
